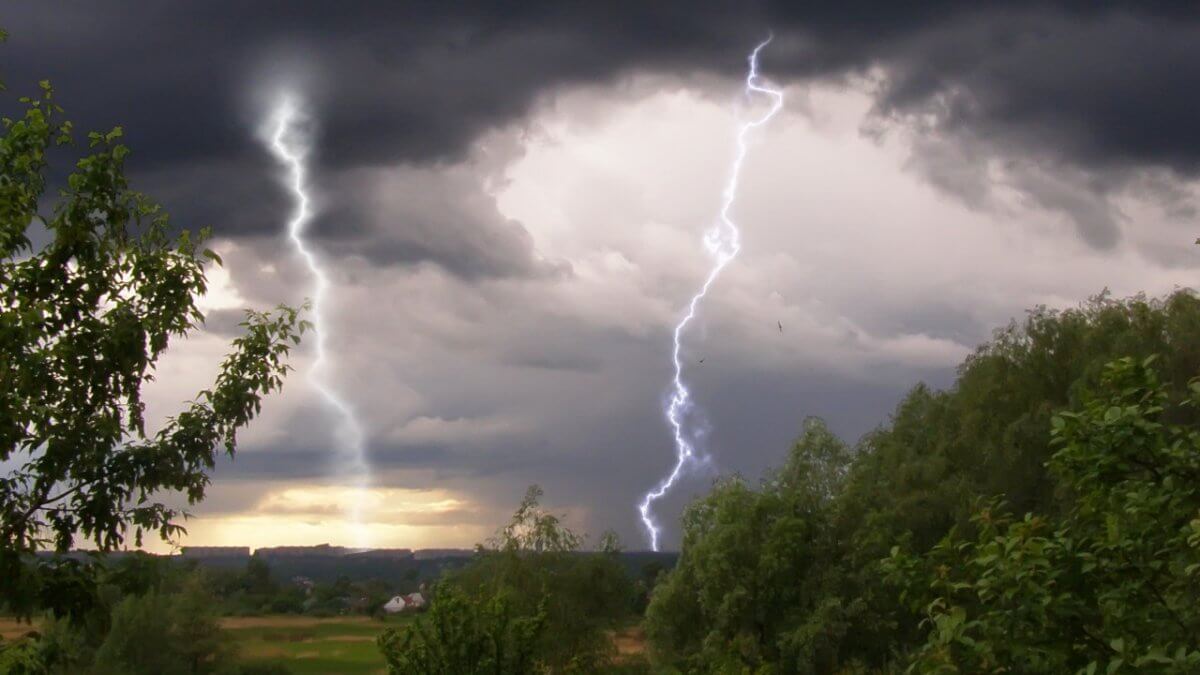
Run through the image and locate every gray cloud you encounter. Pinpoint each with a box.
[6,2,1200,266]
[9,3,1200,549]
[315,163,558,279]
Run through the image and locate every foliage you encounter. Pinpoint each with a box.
[171,574,232,674]
[0,73,305,619]
[89,573,232,675]
[644,291,1200,672]
[888,357,1200,673]
[0,565,299,674]
[644,418,856,673]
[378,485,638,674]
[0,635,47,675]
[377,585,544,675]
[93,592,191,674]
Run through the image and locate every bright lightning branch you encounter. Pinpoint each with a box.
[638,38,784,551]
[268,96,372,549]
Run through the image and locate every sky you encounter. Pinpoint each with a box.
[5,2,1200,552]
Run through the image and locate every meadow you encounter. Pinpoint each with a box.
[0,614,412,674]
[223,615,413,675]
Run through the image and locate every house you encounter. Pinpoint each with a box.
[383,592,427,613]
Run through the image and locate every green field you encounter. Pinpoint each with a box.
[2,614,649,673]
[224,615,414,675]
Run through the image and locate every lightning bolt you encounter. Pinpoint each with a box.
[267,95,372,549]
[638,37,784,551]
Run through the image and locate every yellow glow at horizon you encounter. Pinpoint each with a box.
[137,484,488,554]
[259,485,467,517]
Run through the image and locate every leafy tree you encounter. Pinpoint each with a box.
[824,291,1200,668]
[377,585,544,675]
[91,592,186,674]
[171,574,230,674]
[491,485,583,554]
[644,418,855,673]
[454,486,634,671]
[91,577,231,675]
[888,357,1200,673]
[243,557,274,597]
[378,486,637,674]
[842,292,1200,555]
[644,291,1200,671]
[0,73,305,617]
[4,566,280,674]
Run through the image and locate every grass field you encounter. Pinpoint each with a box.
[3,614,650,673]
[0,614,404,674]
[225,616,651,674]
[223,615,412,675]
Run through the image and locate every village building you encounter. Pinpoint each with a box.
[383,592,426,613]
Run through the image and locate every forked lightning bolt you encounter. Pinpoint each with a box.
[268,96,371,548]
[638,37,784,551]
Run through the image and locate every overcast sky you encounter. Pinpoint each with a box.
[6,2,1200,551]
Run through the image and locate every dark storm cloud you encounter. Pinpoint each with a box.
[872,10,1200,174]
[9,1,1200,549]
[855,8,1200,246]
[213,438,548,483]
[5,1,1200,264]
[314,164,558,279]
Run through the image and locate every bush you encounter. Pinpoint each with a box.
[377,486,638,673]
[378,585,543,675]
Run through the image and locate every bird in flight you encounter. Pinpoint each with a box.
[778,321,783,333]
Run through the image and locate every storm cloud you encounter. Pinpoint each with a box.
[6,2,1200,261]
[6,3,1200,549]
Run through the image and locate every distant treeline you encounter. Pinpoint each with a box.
[32,549,676,587]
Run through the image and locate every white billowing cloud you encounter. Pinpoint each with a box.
[502,77,1197,371]
[193,256,248,313]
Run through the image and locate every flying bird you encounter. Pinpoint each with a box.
[778,321,783,333]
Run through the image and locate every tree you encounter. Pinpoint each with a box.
[242,557,275,598]
[887,357,1200,673]
[817,291,1200,669]
[454,486,633,671]
[170,574,230,675]
[0,75,305,617]
[378,485,637,674]
[91,577,231,675]
[7,565,278,674]
[377,585,544,675]
[644,418,855,673]
[92,593,183,675]
[644,292,1200,671]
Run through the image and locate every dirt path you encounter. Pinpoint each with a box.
[220,615,378,629]
[0,617,40,641]
[612,625,648,660]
